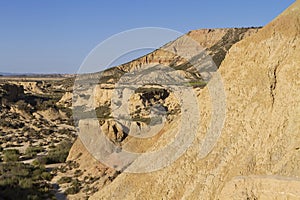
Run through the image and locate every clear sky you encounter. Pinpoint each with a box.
[0,0,295,74]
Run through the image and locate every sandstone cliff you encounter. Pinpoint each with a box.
[86,1,300,199]
[67,26,260,199]
[65,2,300,199]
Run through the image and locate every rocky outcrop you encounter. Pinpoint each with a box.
[118,28,259,72]
[86,1,300,199]
[17,81,44,94]
[67,27,260,199]
[74,27,259,87]
[67,28,260,199]
[0,84,24,104]
[57,91,73,107]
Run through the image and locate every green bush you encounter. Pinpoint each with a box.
[0,162,54,199]
[3,149,20,162]
[45,140,72,164]
[18,178,33,188]
[32,158,46,166]
[65,179,81,195]
[74,169,83,177]
[41,172,52,181]
[65,186,80,195]
[25,146,44,159]
[58,176,72,184]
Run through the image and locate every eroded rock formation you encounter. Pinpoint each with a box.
[67,2,300,199]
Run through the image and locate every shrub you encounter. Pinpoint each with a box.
[3,149,20,162]
[74,169,83,177]
[45,140,72,164]
[65,179,81,195]
[32,158,46,166]
[41,172,52,181]
[58,176,72,184]
[25,146,43,159]
[0,162,54,199]
[32,168,44,180]
[18,178,33,188]
[65,186,80,195]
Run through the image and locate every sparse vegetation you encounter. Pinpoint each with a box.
[45,140,73,164]
[3,149,20,162]
[0,79,77,199]
[58,176,72,184]
[65,179,81,195]
[0,162,54,199]
[24,146,44,159]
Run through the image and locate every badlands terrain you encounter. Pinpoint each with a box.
[0,1,300,200]
[0,76,77,199]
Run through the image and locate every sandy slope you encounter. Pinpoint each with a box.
[90,1,300,199]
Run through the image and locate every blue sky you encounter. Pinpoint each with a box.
[0,0,295,74]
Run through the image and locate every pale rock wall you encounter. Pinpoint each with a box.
[90,1,300,199]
